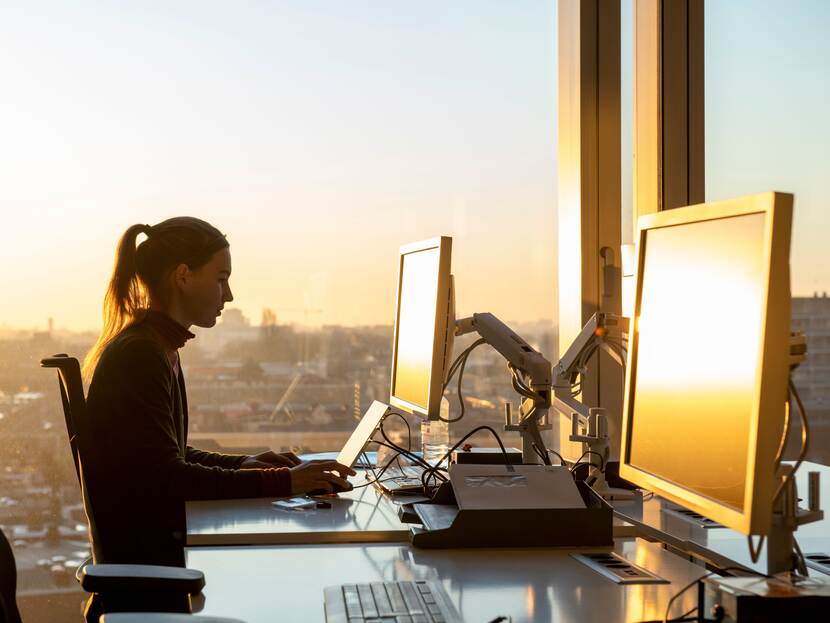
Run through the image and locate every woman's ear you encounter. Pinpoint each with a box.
[172,263,191,290]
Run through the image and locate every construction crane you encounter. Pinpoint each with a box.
[269,373,303,423]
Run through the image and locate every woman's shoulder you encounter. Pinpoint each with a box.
[96,325,169,374]
[87,325,175,410]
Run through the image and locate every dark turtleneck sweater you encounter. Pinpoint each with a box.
[84,310,290,566]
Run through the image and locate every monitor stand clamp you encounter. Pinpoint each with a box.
[764,336,824,577]
[702,473,829,623]
[766,466,823,577]
[569,408,635,501]
[551,312,634,501]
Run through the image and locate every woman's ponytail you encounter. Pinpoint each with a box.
[82,224,150,380]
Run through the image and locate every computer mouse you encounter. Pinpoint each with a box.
[309,481,353,496]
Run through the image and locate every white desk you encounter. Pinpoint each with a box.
[187,538,707,623]
[187,481,411,546]
[187,486,639,547]
[613,461,830,575]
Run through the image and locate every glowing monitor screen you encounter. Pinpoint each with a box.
[627,212,767,510]
[391,246,441,411]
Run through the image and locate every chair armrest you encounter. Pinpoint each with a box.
[101,615,244,623]
[80,564,205,595]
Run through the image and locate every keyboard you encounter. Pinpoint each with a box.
[323,580,462,623]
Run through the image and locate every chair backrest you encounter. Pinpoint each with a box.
[0,527,22,623]
[40,354,87,484]
[39,354,101,557]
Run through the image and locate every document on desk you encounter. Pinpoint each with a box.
[449,464,586,510]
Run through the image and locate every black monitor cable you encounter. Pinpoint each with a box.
[378,417,443,476]
[439,338,487,423]
[418,425,512,494]
[570,449,606,474]
[352,413,437,490]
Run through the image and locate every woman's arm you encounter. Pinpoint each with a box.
[94,338,291,500]
[184,447,247,470]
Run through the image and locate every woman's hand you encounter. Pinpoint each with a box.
[289,460,356,495]
[240,450,303,469]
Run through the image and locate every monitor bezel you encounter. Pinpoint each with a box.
[389,236,453,420]
[618,192,793,536]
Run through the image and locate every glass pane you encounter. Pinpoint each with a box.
[621,0,635,246]
[705,0,830,466]
[0,2,557,617]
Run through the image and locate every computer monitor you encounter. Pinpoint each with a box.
[619,192,793,536]
[390,236,455,420]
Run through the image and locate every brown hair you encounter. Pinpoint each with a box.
[82,217,228,380]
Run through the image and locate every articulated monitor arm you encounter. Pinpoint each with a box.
[552,311,628,424]
[551,312,630,498]
[456,313,552,464]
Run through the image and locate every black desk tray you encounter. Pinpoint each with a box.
[403,480,613,549]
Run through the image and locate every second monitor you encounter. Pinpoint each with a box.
[389,236,455,421]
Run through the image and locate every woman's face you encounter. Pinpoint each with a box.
[177,246,234,328]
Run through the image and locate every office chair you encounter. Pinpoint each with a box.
[2,526,240,623]
[0,526,22,623]
[40,354,240,623]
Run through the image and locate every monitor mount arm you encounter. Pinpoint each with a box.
[765,332,824,576]
[455,313,552,465]
[551,312,631,499]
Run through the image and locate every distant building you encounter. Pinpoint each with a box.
[192,308,258,354]
[792,294,830,406]
[221,309,249,327]
[791,294,830,463]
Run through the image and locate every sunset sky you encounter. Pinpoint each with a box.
[1,1,827,332]
[0,0,557,332]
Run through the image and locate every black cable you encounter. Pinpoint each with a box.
[442,339,487,423]
[510,366,539,401]
[774,392,792,472]
[661,571,715,623]
[570,449,606,473]
[355,414,449,492]
[353,446,405,489]
[755,380,810,570]
[420,425,512,494]
[543,447,567,466]
[530,443,548,464]
[356,437,446,490]
[603,340,628,367]
[378,418,437,474]
[784,380,809,489]
[442,338,487,391]
[793,535,808,576]
[654,566,771,623]
[376,421,450,488]
[572,463,603,476]
[386,411,412,451]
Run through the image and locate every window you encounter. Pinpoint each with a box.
[705,0,830,465]
[0,2,557,617]
[621,0,635,246]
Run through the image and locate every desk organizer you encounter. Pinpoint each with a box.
[402,480,613,549]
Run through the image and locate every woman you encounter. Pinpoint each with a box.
[83,217,354,566]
